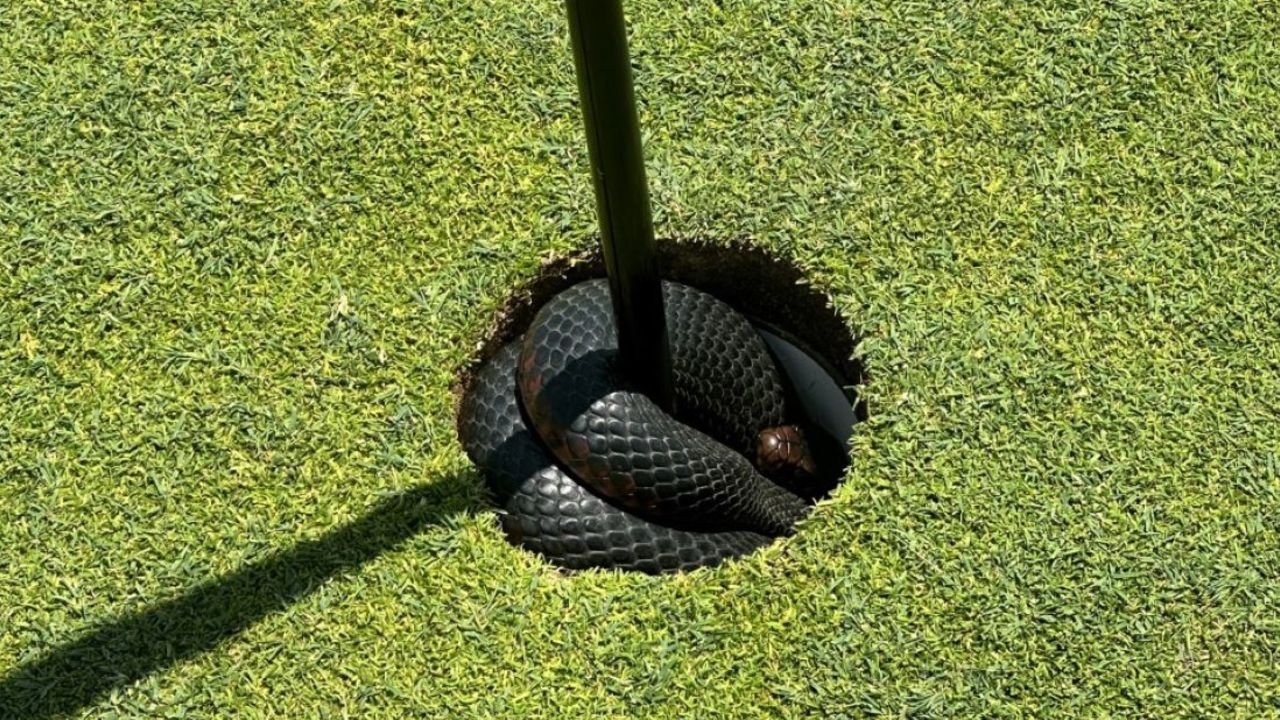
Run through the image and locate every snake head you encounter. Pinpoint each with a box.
[755,424,817,477]
[755,423,848,500]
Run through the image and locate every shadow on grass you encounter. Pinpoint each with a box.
[0,471,481,720]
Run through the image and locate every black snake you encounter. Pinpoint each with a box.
[459,279,843,573]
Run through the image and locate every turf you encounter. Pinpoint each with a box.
[2,0,1279,717]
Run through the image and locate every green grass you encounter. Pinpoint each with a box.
[2,0,1279,716]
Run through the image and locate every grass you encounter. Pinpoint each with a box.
[2,0,1279,716]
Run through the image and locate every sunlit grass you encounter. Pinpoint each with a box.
[2,0,1278,717]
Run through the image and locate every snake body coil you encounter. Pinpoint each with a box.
[459,279,837,573]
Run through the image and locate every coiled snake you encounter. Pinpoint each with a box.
[459,279,842,573]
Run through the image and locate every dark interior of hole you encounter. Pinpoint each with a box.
[455,240,867,570]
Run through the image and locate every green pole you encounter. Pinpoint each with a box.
[565,0,675,411]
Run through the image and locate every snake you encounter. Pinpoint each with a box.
[459,278,843,573]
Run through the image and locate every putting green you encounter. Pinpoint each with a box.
[2,0,1278,717]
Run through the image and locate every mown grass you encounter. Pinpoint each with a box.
[2,0,1279,717]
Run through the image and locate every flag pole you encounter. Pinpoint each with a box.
[565,0,675,411]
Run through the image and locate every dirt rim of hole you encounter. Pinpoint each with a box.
[454,238,868,433]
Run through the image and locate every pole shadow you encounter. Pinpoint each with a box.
[0,471,481,720]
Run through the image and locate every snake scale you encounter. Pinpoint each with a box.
[459,279,841,573]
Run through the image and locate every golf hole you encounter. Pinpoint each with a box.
[456,240,866,572]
